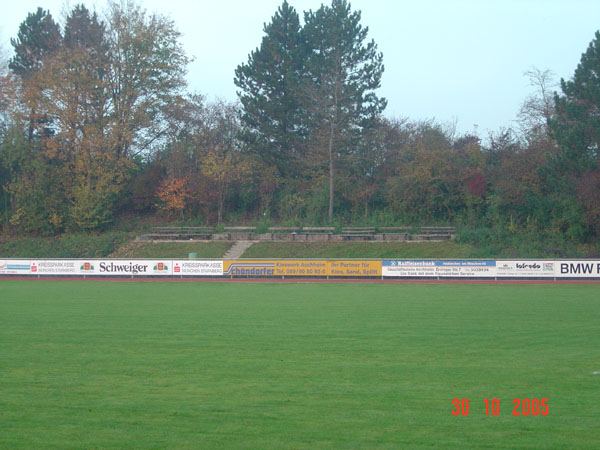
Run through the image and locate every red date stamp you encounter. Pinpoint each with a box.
[451,397,549,416]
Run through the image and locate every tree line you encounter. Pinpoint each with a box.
[0,0,598,251]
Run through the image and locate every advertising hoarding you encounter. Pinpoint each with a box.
[555,261,600,278]
[1,259,600,279]
[496,261,556,277]
[382,260,497,277]
[0,260,34,275]
[223,260,381,277]
[1,259,225,277]
[77,260,173,276]
[172,260,223,276]
[36,260,80,275]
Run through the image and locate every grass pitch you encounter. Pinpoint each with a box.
[1,281,599,448]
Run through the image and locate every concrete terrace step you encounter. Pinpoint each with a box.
[223,240,258,259]
[137,226,456,242]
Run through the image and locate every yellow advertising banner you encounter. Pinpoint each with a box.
[223,260,381,277]
[328,260,381,277]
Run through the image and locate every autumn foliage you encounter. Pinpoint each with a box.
[156,177,190,218]
[0,1,599,255]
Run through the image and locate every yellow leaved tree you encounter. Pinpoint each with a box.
[200,149,250,224]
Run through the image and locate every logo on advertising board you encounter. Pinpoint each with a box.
[383,260,435,267]
[558,261,600,277]
[496,260,555,277]
[153,262,169,272]
[175,260,223,276]
[224,261,274,276]
[80,262,95,271]
[0,261,33,274]
[516,262,540,270]
[31,263,37,273]
[98,261,149,274]
[36,260,79,275]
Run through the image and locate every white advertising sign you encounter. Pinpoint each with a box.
[435,260,497,277]
[555,261,600,278]
[496,260,556,277]
[173,260,223,276]
[382,260,497,277]
[382,260,437,277]
[35,259,79,275]
[0,259,225,277]
[77,260,173,276]
[0,259,33,275]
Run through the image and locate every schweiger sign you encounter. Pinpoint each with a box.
[80,260,223,276]
[78,260,170,276]
[0,260,224,276]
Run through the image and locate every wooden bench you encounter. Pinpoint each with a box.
[340,227,376,241]
[411,233,453,241]
[302,227,335,234]
[342,227,376,233]
[379,227,413,232]
[341,234,375,241]
[141,227,215,241]
[268,227,303,233]
[224,226,256,232]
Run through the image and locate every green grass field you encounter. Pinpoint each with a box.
[1,281,599,448]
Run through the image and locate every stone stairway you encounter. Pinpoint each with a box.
[223,240,257,259]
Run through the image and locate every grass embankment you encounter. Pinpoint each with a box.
[456,227,600,258]
[241,241,478,258]
[0,232,131,258]
[110,241,233,258]
[1,282,599,448]
[0,234,232,259]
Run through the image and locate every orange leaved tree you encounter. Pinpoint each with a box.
[156,177,190,219]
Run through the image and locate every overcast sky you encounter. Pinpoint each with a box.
[1,0,599,135]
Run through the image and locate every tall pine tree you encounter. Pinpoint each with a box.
[10,8,62,142]
[550,30,600,174]
[64,5,109,57]
[234,1,306,177]
[9,8,61,79]
[548,30,600,237]
[302,0,386,221]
